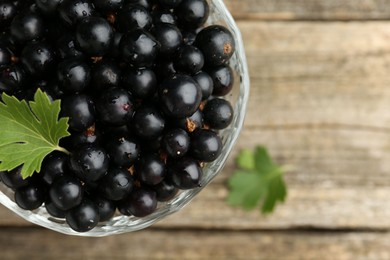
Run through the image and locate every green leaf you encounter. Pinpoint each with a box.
[227,146,288,214]
[236,149,255,170]
[0,89,70,178]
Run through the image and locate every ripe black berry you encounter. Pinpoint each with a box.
[45,199,67,218]
[154,180,178,202]
[69,144,110,182]
[56,34,85,60]
[176,0,209,29]
[118,188,157,217]
[174,45,204,75]
[153,23,182,56]
[15,182,46,210]
[137,153,166,185]
[120,29,159,67]
[41,152,68,185]
[117,4,153,32]
[0,166,31,189]
[162,128,190,158]
[57,58,91,94]
[169,157,202,189]
[98,167,134,200]
[121,67,157,99]
[132,105,166,139]
[92,196,116,222]
[58,0,95,26]
[10,11,44,43]
[193,71,213,100]
[190,129,222,162]
[203,98,234,129]
[0,64,26,93]
[0,45,12,66]
[20,41,55,77]
[61,94,96,132]
[159,74,202,118]
[75,17,114,56]
[49,175,84,211]
[152,9,177,25]
[0,0,16,26]
[195,25,236,66]
[208,65,234,96]
[96,87,134,126]
[90,61,121,91]
[35,0,63,15]
[105,135,140,167]
[95,0,124,14]
[65,198,100,232]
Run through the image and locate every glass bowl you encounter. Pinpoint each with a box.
[0,0,250,237]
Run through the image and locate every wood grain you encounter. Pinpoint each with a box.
[225,0,390,20]
[2,21,390,231]
[0,227,389,260]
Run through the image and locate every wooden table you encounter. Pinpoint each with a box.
[2,1,390,259]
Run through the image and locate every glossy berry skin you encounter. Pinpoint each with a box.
[120,29,159,68]
[58,0,95,26]
[175,109,203,131]
[105,136,140,167]
[95,87,134,126]
[69,144,110,182]
[118,188,157,217]
[65,199,99,232]
[176,0,209,29]
[137,154,166,185]
[208,65,234,96]
[153,23,182,56]
[174,45,204,75]
[35,0,63,15]
[190,129,222,162]
[182,30,197,45]
[0,0,16,26]
[45,199,66,218]
[121,67,157,99]
[98,167,134,200]
[193,71,213,100]
[57,59,90,93]
[168,157,202,189]
[76,17,114,56]
[15,183,46,210]
[10,12,44,43]
[152,9,177,25]
[95,0,124,14]
[132,106,165,139]
[195,25,236,66]
[20,42,55,77]
[69,126,102,148]
[41,152,68,185]
[154,180,178,202]
[56,34,85,59]
[117,4,152,32]
[93,196,116,222]
[61,94,95,132]
[154,60,176,80]
[159,74,202,118]
[0,65,26,93]
[0,166,31,189]
[49,176,84,211]
[203,98,234,129]
[162,128,190,158]
[125,0,154,10]
[158,0,182,8]
[90,61,121,91]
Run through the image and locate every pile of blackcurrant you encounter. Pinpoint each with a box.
[0,0,236,232]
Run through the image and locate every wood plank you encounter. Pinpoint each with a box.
[3,21,390,230]
[0,227,389,260]
[225,0,390,21]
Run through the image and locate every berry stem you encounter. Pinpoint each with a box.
[55,146,71,155]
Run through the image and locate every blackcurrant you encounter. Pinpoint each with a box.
[137,153,166,185]
[203,98,234,129]
[154,180,178,202]
[0,166,31,189]
[90,61,121,91]
[49,175,84,211]
[121,67,157,99]
[159,74,202,118]
[174,45,204,75]
[132,105,165,139]
[98,167,134,200]
[61,94,96,132]
[95,0,124,14]
[117,4,153,32]
[195,25,236,66]
[20,41,55,77]
[41,152,69,185]
[153,23,182,56]
[168,157,202,189]
[35,0,63,15]
[118,188,157,217]
[0,64,26,93]
[58,0,95,26]
[76,17,114,56]
[193,71,213,100]
[10,11,44,43]
[15,182,46,210]
[208,65,234,96]
[105,135,140,167]
[65,198,100,232]
[176,0,209,29]
[57,58,91,94]
[190,129,222,162]
[69,144,110,182]
[162,128,190,158]
[56,34,85,60]
[92,196,116,222]
[95,87,134,126]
